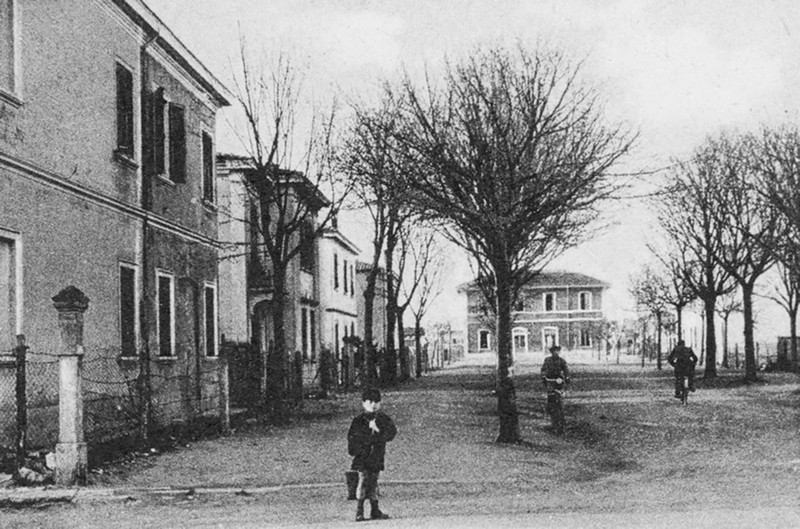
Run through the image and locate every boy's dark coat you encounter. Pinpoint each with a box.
[347,412,397,471]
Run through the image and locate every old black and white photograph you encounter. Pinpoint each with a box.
[1,1,799,527]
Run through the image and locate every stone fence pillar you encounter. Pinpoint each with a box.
[52,286,89,486]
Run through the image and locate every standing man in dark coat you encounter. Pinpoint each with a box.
[348,388,397,522]
[667,339,698,397]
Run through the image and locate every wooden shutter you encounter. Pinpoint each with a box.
[115,64,134,155]
[153,87,166,175]
[169,103,186,183]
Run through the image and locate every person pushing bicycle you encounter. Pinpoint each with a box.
[667,339,698,398]
[541,345,570,434]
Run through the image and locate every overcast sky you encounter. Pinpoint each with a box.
[147,0,800,335]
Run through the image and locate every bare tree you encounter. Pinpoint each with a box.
[758,259,800,369]
[714,291,742,369]
[395,227,444,380]
[229,46,349,419]
[629,265,669,370]
[707,133,782,382]
[650,244,697,340]
[657,140,736,379]
[384,46,634,442]
[340,102,414,385]
[754,125,800,370]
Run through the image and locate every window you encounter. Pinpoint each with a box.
[156,273,175,357]
[0,236,16,351]
[544,292,555,312]
[152,87,166,174]
[119,265,138,357]
[1,0,16,97]
[514,299,524,312]
[333,254,339,290]
[479,330,491,350]
[350,321,355,340]
[309,310,317,362]
[335,322,340,356]
[202,132,214,202]
[350,264,355,296]
[343,259,348,294]
[580,329,592,347]
[115,63,134,157]
[204,284,217,357]
[299,222,315,271]
[168,103,186,183]
[301,308,308,361]
[579,292,592,311]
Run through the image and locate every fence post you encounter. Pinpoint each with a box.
[52,286,89,486]
[218,345,231,435]
[14,334,27,472]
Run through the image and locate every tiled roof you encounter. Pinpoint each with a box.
[458,270,609,291]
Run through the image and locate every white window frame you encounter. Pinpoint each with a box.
[512,327,528,354]
[0,0,21,104]
[119,263,139,358]
[156,270,176,357]
[478,329,492,350]
[0,229,22,350]
[580,328,592,347]
[579,291,592,311]
[543,292,556,312]
[542,326,559,351]
[203,282,218,357]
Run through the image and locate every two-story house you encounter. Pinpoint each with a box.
[216,155,330,394]
[463,271,609,358]
[317,220,360,379]
[0,0,230,447]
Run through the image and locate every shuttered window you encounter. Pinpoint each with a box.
[168,103,186,183]
[115,63,134,156]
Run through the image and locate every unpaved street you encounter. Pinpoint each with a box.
[2,360,799,528]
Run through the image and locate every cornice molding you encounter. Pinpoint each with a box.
[1,152,218,248]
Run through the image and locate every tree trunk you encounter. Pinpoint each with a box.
[362,274,379,385]
[494,267,520,444]
[789,309,798,372]
[640,320,647,368]
[656,312,663,371]
[384,224,398,385]
[722,315,730,368]
[742,282,757,382]
[414,317,423,378]
[398,307,410,381]
[676,306,683,342]
[267,268,289,422]
[702,296,718,378]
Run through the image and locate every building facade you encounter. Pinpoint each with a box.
[216,155,330,392]
[463,271,609,358]
[318,223,360,371]
[0,0,230,446]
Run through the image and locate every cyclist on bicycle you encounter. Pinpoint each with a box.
[541,345,570,389]
[667,339,698,398]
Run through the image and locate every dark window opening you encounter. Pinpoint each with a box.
[116,63,134,157]
[120,266,136,356]
[202,132,214,202]
[168,103,186,183]
[157,275,173,356]
[204,286,217,357]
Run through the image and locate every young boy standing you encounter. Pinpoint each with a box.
[347,388,398,522]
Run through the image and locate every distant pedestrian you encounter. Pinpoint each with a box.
[667,339,698,397]
[347,388,398,522]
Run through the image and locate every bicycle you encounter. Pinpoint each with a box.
[679,374,690,406]
[543,377,567,434]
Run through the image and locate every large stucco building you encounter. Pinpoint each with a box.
[462,271,609,359]
[0,0,230,446]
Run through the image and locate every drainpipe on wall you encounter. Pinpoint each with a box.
[137,31,158,446]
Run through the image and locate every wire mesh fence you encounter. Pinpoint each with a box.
[0,348,17,451]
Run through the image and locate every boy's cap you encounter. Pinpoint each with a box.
[362,388,381,402]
